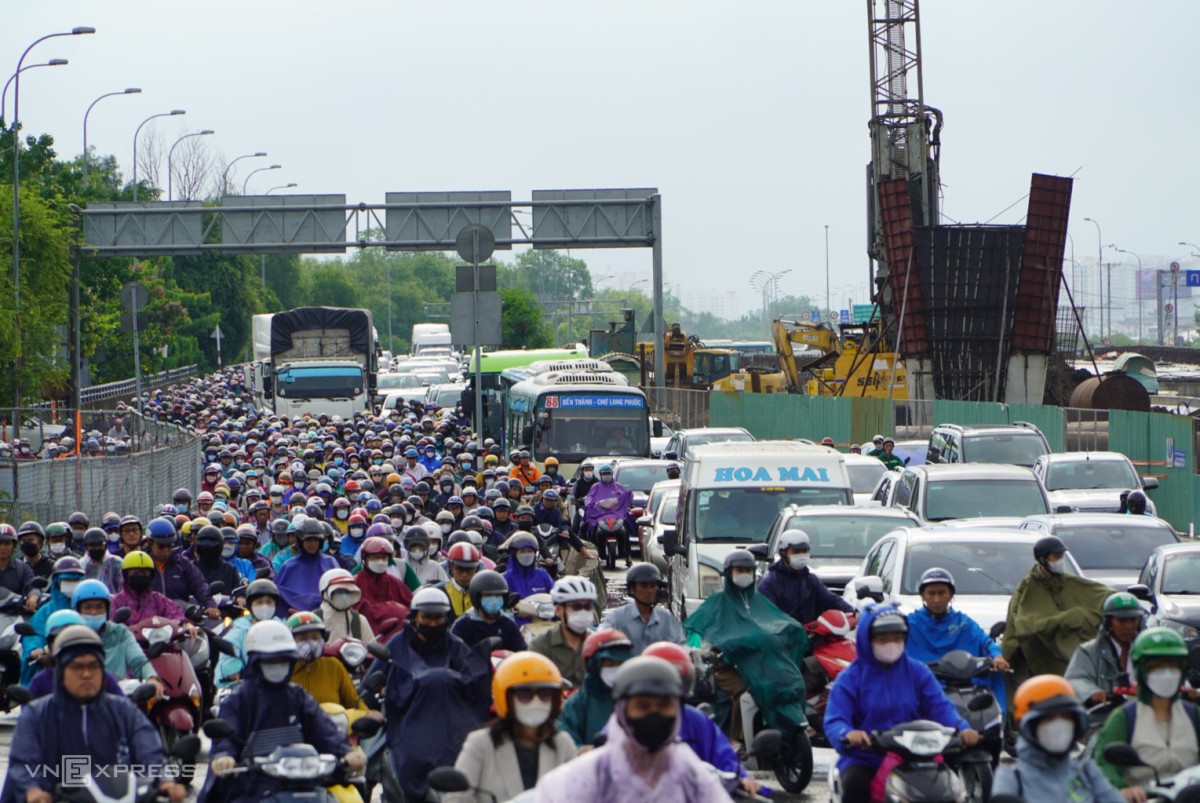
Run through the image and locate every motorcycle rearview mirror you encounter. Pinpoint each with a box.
[128,683,158,705]
[212,636,238,657]
[746,543,771,562]
[5,686,32,707]
[29,577,49,590]
[351,717,383,739]
[112,607,132,625]
[968,692,995,712]
[367,641,391,662]
[989,797,1026,803]
[988,621,1006,640]
[475,636,502,655]
[202,718,237,740]
[13,622,35,637]
[592,734,608,748]
[183,605,203,623]
[748,728,783,758]
[255,567,270,580]
[1190,645,1200,672]
[427,767,472,793]
[171,734,201,760]
[1102,743,1149,769]
[505,591,522,610]
[362,673,386,694]
[208,582,226,596]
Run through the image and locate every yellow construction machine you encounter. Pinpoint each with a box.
[772,319,908,399]
[635,324,756,390]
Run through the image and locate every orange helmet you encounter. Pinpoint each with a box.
[492,651,563,718]
[1013,674,1086,749]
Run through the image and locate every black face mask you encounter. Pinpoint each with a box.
[19,542,40,557]
[126,573,153,593]
[195,544,222,562]
[416,622,448,642]
[628,712,676,751]
[87,548,107,562]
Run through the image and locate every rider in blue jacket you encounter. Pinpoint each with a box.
[757,529,854,626]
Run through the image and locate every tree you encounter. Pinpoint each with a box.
[500,287,552,349]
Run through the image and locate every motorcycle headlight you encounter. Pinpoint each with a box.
[144,625,174,646]
[893,728,952,757]
[261,755,338,780]
[327,711,349,733]
[535,600,556,620]
[1162,619,1200,640]
[339,641,367,668]
[699,564,722,599]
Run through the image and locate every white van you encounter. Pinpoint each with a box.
[664,441,853,619]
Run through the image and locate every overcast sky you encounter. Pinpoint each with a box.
[7,1,1199,316]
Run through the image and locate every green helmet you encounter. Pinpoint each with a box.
[1102,592,1144,621]
[1131,626,1189,667]
[45,522,69,539]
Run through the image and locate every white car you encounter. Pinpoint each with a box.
[885,463,1053,526]
[844,454,889,506]
[842,527,1085,633]
[639,485,680,573]
[1032,451,1159,515]
[1018,513,1179,589]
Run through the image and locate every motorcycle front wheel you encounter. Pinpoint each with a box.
[959,760,992,803]
[772,729,813,793]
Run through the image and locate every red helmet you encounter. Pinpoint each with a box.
[446,542,482,567]
[643,641,695,694]
[359,536,395,557]
[348,512,368,525]
[332,498,351,509]
[582,629,633,663]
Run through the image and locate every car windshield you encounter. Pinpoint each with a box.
[693,487,849,542]
[847,462,887,494]
[686,432,753,455]
[1162,553,1200,594]
[924,479,1048,521]
[1055,524,1176,570]
[964,433,1048,466]
[781,514,910,559]
[901,540,1075,595]
[1044,460,1140,491]
[615,465,672,493]
[276,365,363,399]
[378,374,421,390]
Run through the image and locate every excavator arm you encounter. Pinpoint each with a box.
[772,319,842,393]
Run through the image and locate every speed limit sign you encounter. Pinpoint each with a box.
[1165,303,1175,314]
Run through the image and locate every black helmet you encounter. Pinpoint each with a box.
[296,518,325,540]
[467,569,509,609]
[722,549,756,572]
[246,578,280,603]
[918,567,956,594]
[869,609,909,637]
[1034,535,1067,561]
[82,527,107,546]
[173,488,193,504]
[626,563,664,586]
[461,515,484,533]
[68,512,90,528]
[195,525,223,546]
[403,526,430,547]
[1126,490,1148,514]
[613,655,683,700]
[18,521,45,540]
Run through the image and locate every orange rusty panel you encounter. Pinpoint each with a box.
[878,178,928,355]
[1012,174,1073,352]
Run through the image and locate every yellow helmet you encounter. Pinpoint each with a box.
[543,456,559,467]
[492,651,563,718]
[121,550,154,572]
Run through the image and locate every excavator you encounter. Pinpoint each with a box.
[628,323,763,390]
[772,318,908,399]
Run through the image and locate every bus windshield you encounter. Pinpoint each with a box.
[530,394,649,461]
[276,365,364,399]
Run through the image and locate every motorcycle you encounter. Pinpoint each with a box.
[0,586,27,712]
[513,593,557,645]
[927,650,1005,802]
[1102,742,1200,802]
[319,702,377,803]
[829,720,967,803]
[325,636,371,682]
[595,515,627,571]
[55,735,201,803]
[802,609,857,745]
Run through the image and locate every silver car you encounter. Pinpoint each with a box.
[1033,451,1159,515]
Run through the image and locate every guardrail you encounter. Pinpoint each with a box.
[77,365,200,406]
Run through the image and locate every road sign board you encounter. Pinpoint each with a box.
[1186,270,1200,287]
[451,292,502,347]
[119,310,148,333]
[811,310,822,324]
[1165,303,1175,314]
[120,282,148,311]
[852,304,879,324]
[455,265,498,293]
[1170,261,1181,272]
[455,224,496,264]
[840,309,850,324]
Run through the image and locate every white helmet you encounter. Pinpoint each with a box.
[422,520,441,541]
[551,576,597,605]
[319,567,355,596]
[244,620,298,659]
[777,529,811,553]
[411,586,452,614]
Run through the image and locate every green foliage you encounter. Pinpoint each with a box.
[500,287,552,349]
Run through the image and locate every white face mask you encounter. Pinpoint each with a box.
[1035,717,1077,754]
[582,470,594,480]
[59,580,81,599]
[221,544,236,559]
[366,559,389,574]
[329,590,358,611]
[513,699,554,728]
[600,666,620,688]
[49,542,67,556]
[1146,667,1183,699]
[789,554,809,571]
[1046,558,1065,575]
[251,602,276,621]
[259,661,291,684]
[441,523,452,534]
[566,609,593,635]
[408,549,426,563]
[336,510,349,520]
[516,551,536,567]
[731,572,754,588]
[872,641,905,665]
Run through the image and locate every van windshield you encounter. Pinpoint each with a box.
[693,487,849,542]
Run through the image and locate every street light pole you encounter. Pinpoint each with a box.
[2,59,68,122]
[131,109,185,201]
[264,183,296,195]
[166,130,214,202]
[261,183,297,289]
[11,26,95,418]
[242,164,281,194]
[82,87,140,182]
[221,151,267,196]
[1083,218,1103,339]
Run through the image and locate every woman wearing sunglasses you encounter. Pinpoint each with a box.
[449,652,575,803]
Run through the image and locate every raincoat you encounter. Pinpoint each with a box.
[558,657,620,747]
[318,599,377,644]
[450,609,528,652]
[109,587,185,624]
[1002,565,1110,676]
[683,572,810,734]
[21,580,73,682]
[379,622,491,801]
[503,561,554,604]
[1065,623,1133,704]
[151,552,211,607]
[97,621,157,682]
[757,560,853,626]
[905,604,1006,713]
[354,565,413,637]
[583,481,632,529]
[992,736,1123,802]
[404,554,448,586]
[274,550,340,612]
[824,603,970,772]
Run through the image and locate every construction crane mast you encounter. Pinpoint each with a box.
[866,0,942,306]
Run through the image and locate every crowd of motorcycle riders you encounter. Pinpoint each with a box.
[0,366,1195,802]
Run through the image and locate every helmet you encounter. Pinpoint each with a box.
[551,576,597,605]
[296,518,325,541]
[82,528,106,546]
[0,524,16,543]
[626,563,664,586]
[410,586,452,615]
[642,641,695,695]
[244,620,298,660]
[246,578,280,603]
[542,489,559,502]
[918,568,957,594]
[146,518,177,544]
[121,551,154,572]
[52,624,106,663]
[18,521,45,540]
[1102,591,1144,621]
[461,514,484,532]
[52,556,85,579]
[583,629,634,663]
[543,456,559,467]
[70,579,112,611]
[68,512,90,528]
[360,536,395,557]
[1126,490,1148,514]
[1033,535,1067,561]
[776,529,810,552]
[722,549,756,572]
[468,570,509,609]
[509,532,539,554]
[1132,626,1189,667]
[118,515,142,532]
[1013,674,1087,752]
[537,475,552,486]
[493,498,511,511]
[492,652,564,718]
[46,609,85,638]
[613,655,683,699]
[318,568,356,597]
[868,608,908,637]
[45,522,69,540]
[286,610,328,637]
[446,542,482,568]
[195,525,223,546]
[598,464,613,475]
[403,526,430,548]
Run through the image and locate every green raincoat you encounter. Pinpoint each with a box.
[1002,566,1110,676]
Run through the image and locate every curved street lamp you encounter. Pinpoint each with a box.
[242,164,281,194]
[82,87,141,181]
[221,151,267,195]
[167,129,214,201]
[131,109,185,201]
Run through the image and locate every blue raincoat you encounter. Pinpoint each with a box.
[274,550,340,612]
[905,605,1007,714]
[21,579,74,683]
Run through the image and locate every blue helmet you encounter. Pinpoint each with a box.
[71,579,112,611]
[146,517,177,543]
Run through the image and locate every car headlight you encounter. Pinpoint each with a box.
[699,564,723,599]
[261,755,338,780]
[339,641,367,668]
[1162,619,1200,640]
[144,625,174,645]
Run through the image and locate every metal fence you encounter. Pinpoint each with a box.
[0,409,200,524]
[645,387,710,431]
[0,407,194,454]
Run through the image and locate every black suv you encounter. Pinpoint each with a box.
[926,422,1050,468]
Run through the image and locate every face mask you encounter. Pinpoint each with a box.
[221,544,237,559]
[48,542,67,556]
[515,551,538,568]
[251,602,277,621]
[334,457,344,466]
[196,544,222,562]
[126,573,153,593]
[87,548,107,562]
[329,590,357,611]
[600,666,621,687]
[628,712,676,751]
[82,613,107,632]
[731,572,754,589]
[789,554,809,571]
[366,559,389,575]
[480,596,505,616]
[336,509,349,520]
[440,523,452,534]
[348,527,365,540]
[1146,667,1183,699]
[106,531,120,543]
[1035,717,1077,755]
[600,475,613,485]
[59,580,81,599]
[872,641,905,665]
[506,698,552,729]
[416,621,447,641]
[259,661,292,684]
[408,549,426,563]
[583,470,594,480]
[297,639,325,662]
[566,609,593,635]
[19,542,40,557]
[273,532,289,546]
[391,518,404,529]
[1046,558,1065,575]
